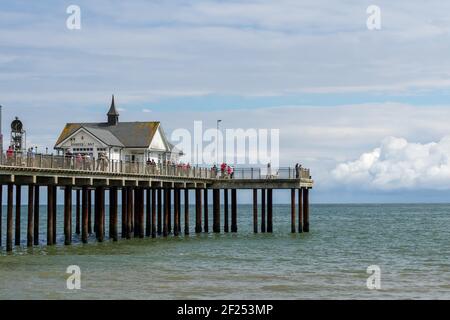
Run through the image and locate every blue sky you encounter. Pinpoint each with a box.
[2,0,450,202]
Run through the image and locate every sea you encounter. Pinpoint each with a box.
[1,204,450,299]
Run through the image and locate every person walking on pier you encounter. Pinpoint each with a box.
[6,146,14,165]
[267,162,272,179]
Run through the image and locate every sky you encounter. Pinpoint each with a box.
[2,0,450,203]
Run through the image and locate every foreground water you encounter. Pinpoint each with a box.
[1,204,450,299]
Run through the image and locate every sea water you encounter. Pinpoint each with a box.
[1,204,450,299]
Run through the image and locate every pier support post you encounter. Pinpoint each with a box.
[82,186,88,243]
[94,188,99,236]
[204,189,209,233]
[261,189,266,233]
[291,189,296,233]
[133,188,139,236]
[174,188,180,236]
[88,190,92,234]
[167,188,172,234]
[64,186,72,245]
[224,189,229,233]
[253,189,258,233]
[121,188,127,238]
[146,188,151,237]
[298,188,303,233]
[110,187,118,241]
[177,189,181,234]
[303,188,309,232]
[34,186,39,245]
[127,187,133,239]
[15,184,21,246]
[27,185,34,247]
[231,189,237,233]
[47,185,54,246]
[7,184,13,251]
[98,187,105,242]
[157,188,162,235]
[75,189,81,234]
[151,188,156,238]
[163,188,169,237]
[213,189,220,233]
[267,189,273,233]
[0,185,2,248]
[195,188,202,233]
[184,188,189,235]
[138,188,145,238]
[52,185,57,245]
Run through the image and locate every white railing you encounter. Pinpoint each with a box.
[0,152,310,180]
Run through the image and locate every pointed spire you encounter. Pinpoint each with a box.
[107,94,119,125]
[107,94,119,116]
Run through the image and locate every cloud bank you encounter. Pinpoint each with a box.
[332,136,450,190]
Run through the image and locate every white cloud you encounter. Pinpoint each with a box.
[142,108,152,113]
[332,136,450,190]
[2,0,450,100]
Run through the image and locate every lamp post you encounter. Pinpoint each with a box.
[216,120,222,165]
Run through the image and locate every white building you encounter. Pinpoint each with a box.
[54,96,181,163]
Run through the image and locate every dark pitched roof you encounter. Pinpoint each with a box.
[55,121,160,148]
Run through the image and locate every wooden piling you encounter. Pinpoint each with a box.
[267,189,273,233]
[33,186,39,245]
[134,188,139,236]
[167,188,172,234]
[303,188,309,232]
[231,189,237,233]
[110,187,118,241]
[291,189,296,233]
[261,189,266,233]
[174,188,180,236]
[163,188,169,237]
[15,184,21,246]
[127,187,133,239]
[253,189,258,233]
[0,186,2,248]
[27,185,34,247]
[7,184,13,251]
[157,188,162,235]
[203,189,209,233]
[81,186,88,243]
[52,185,57,244]
[88,190,92,234]
[177,189,181,234]
[98,187,105,242]
[138,188,145,238]
[146,188,151,237]
[298,188,303,233]
[94,188,99,235]
[47,185,54,246]
[224,189,229,233]
[64,186,72,245]
[184,188,189,235]
[151,188,156,238]
[121,188,127,238]
[195,188,202,233]
[213,189,220,233]
[76,189,80,235]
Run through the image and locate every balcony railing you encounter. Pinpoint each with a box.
[0,152,310,180]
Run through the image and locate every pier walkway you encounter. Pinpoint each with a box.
[0,154,313,252]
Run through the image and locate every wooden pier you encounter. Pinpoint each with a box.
[0,154,313,252]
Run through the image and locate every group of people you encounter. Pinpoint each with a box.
[212,162,234,179]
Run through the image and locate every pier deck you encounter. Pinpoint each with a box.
[0,154,313,252]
